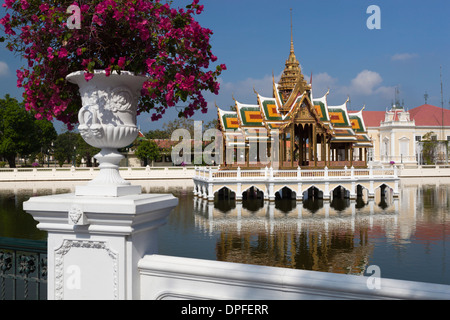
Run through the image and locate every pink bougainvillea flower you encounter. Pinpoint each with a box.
[2,0,14,8]
[84,72,94,82]
[58,48,68,58]
[0,0,226,127]
[117,57,126,69]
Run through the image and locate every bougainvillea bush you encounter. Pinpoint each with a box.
[0,0,226,128]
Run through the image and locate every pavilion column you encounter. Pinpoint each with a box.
[364,148,368,166]
[350,147,353,167]
[299,130,303,166]
[320,134,324,163]
[279,132,284,168]
[313,124,317,167]
[290,125,294,167]
[327,141,331,167]
[222,136,226,166]
[307,125,311,165]
[245,145,249,168]
[256,137,260,165]
[305,127,309,165]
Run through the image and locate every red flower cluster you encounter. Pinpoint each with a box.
[0,0,226,128]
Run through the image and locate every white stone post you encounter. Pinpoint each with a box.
[236,183,242,201]
[296,182,303,201]
[324,182,330,201]
[268,183,275,202]
[351,184,357,200]
[24,192,178,300]
[207,183,214,202]
[368,164,375,199]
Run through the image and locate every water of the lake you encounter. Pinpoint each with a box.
[0,177,449,286]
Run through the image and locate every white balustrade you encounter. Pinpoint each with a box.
[0,166,199,182]
[193,166,396,183]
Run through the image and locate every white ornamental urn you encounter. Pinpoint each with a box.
[66,70,147,197]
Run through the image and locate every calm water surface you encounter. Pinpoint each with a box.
[0,178,449,285]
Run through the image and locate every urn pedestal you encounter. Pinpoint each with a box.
[23,70,179,300]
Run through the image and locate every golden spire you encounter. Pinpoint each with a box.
[278,9,305,105]
[290,8,294,54]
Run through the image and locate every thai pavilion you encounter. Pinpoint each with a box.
[194,28,398,203]
[216,35,372,170]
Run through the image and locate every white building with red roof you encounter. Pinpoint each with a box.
[357,104,450,165]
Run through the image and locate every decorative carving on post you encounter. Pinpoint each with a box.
[68,205,89,226]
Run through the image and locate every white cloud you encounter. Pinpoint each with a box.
[311,72,338,97]
[218,72,283,104]
[346,69,383,95]
[375,86,396,99]
[211,69,395,112]
[0,61,9,76]
[391,53,418,61]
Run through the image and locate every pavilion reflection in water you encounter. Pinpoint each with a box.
[193,190,399,274]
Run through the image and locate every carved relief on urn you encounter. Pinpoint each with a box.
[68,71,146,150]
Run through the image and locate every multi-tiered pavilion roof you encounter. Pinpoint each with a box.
[216,30,372,169]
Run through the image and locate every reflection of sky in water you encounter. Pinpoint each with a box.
[1,178,449,285]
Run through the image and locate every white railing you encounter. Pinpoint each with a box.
[194,165,397,182]
[139,254,450,300]
[0,166,199,181]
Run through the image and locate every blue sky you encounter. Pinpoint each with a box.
[1,0,450,133]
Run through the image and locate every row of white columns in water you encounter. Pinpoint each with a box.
[193,181,397,202]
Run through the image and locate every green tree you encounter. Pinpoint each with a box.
[53,131,78,167]
[76,134,100,167]
[35,119,58,152]
[205,118,219,130]
[33,119,58,166]
[135,140,161,166]
[0,95,45,167]
[163,118,195,137]
[145,129,170,140]
[422,131,438,165]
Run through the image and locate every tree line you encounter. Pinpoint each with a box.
[0,95,219,168]
[0,95,107,168]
